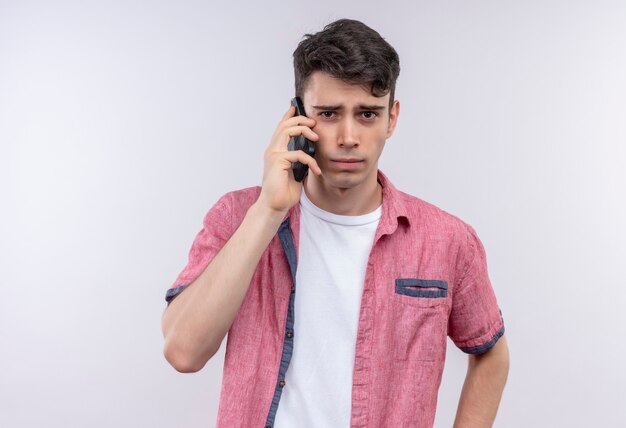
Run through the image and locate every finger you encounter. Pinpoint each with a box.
[279,150,322,176]
[284,125,319,141]
[268,125,319,152]
[279,114,316,131]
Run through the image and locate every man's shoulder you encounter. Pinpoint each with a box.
[392,188,473,236]
[380,170,472,236]
[215,185,262,214]
[199,186,262,234]
[220,185,262,204]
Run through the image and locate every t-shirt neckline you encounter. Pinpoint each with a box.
[299,188,382,226]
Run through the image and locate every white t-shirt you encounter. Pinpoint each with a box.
[273,189,382,427]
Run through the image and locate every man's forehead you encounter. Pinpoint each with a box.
[303,71,389,108]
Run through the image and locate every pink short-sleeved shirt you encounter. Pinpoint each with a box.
[165,170,505,428]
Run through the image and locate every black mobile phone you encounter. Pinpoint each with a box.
[287,97,316,182]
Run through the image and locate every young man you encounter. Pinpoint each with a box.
[162,19,509,428]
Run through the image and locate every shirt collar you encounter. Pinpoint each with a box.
[376,169,411,236]
[283,169,410,235]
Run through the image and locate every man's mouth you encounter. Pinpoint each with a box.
[331,158,363,163]
[330,158,365,170]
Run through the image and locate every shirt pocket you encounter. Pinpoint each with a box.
[394,278,448,308]
[390,278,449,362]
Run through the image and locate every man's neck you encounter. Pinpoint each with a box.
[302,173,382,216]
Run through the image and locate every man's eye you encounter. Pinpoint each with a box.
[361,111,378,120]
[321,111,335,118]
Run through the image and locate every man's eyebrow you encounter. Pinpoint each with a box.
[358,104,386,110]
[311,104,342,110]
[311,104,386,110]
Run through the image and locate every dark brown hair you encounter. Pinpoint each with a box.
[293,19,400,109]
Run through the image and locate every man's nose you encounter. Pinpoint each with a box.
[337,117,359,147]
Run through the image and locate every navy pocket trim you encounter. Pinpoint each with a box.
[395,278,448,298]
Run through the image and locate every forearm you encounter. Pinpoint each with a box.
[162,201,286,372]
[453,335,509,428]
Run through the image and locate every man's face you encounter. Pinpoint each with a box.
[302,71,400,191]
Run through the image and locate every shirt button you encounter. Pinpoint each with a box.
[279,380,286,387]
[286,329,293,338]
[291,286,295,293]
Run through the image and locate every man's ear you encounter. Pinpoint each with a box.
[386,100,400,139]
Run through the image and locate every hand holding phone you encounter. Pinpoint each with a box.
[287,97,316,182]
[256,99,320,215]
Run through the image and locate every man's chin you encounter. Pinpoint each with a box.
[320,170,364,189]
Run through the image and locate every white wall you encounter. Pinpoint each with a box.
[1,1,625,427]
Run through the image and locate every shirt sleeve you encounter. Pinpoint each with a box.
[165,193,233,304]
[448,223,505,354]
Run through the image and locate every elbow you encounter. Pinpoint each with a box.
[163,338,215,373]
[165,353,204,374]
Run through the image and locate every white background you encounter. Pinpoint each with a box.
[2,1,625,427]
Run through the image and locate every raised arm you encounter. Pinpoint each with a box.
[161,104,321,372]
